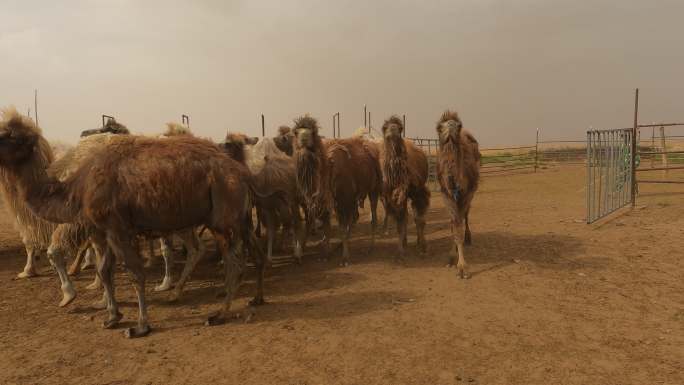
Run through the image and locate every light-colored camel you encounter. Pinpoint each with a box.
[0,108,262,338]
[223,133,304,263]
[435,110,481,278]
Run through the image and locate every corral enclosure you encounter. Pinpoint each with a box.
[1,164,682,385]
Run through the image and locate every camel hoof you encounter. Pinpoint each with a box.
[59,286,77,307]
[168,291,181,303]
[16,270,37,279]
[205,313,226,326]
[85,280,101,291]
[458,269,470,279]
[124,325,151,338]
[103,312,123,329]
[91,299,108,310]
[249,297,265,307]
[154,281,173,292]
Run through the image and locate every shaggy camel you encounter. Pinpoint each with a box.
[273,125,294,156]
[0,108,262,337]
[293,115,381,265]
[69,121,207,298]
[0,120,55,279]
[435,110,481,278]
[380,115,430,262]
[223,132,304,263]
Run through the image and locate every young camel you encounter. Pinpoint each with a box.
[223,133,304,263]
[435,110,481,278]
[0,108,262,337]
[379,116,430,262]
[293,115,382,265]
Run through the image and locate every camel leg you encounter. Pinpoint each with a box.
[108,232,151,338]
[464,209,472,246]
[206,235,245,326]
[154,236,174,292]
[143,238,156,268]
[17,243,39,279]
[451,221,469,279]
[67,243,90,276]
[319,213,332,261]
[266,215,275,264]
[169,230,204,302]
[292,205,304,264]
[340,222,352,267]
[81,247,96,270]
[248,231,266,306]
[47,245,77,307]
[391,205,408,263]
[412,204,428,256]
[369,194,379,253]
[92,236,122,329]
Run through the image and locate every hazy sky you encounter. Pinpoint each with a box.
[2,0,683,146]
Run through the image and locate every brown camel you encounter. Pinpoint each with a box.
[0,107,262,337]
[273,125,294,156]
[293,115,381,265]
[380,115,430,262]
[435,110,481,278]
[223,132,304,263]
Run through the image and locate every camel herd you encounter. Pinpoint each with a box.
[0,107,481,338]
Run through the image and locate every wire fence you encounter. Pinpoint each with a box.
[408,134,588,191]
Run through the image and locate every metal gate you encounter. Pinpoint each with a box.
[586,128,634,223]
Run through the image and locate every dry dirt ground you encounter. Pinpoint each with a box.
[0,165,682,385]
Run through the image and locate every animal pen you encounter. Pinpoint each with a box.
[585,89,684,223]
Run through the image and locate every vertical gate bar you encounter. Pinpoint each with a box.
[608,131,612,214]
[611,130,616,212]
[631,88,639,207]
[597,131,603,216]
[588,131,591,222]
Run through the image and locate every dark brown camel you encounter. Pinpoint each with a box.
[0,108,262,338]
[435,110,481,278]
[293,115,382,265]
[380,116,431,262]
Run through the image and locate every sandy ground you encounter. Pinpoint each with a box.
[0,165,682,385]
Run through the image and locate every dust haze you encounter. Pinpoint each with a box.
[1,0,683,146]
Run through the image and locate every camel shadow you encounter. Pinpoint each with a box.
[410,230,600,276]
[156,288,417,331]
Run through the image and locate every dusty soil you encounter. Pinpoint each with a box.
[0,165,682,385]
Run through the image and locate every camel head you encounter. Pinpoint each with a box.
[80,118,129,137]
[163,122,192,137]
[292,115,320,151]
[382,115,404,142]
[436,110,463,145]
[222,132,258,163]
[273,125,294,156]
[0,107,42,166]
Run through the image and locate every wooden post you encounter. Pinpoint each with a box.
[402,114,406,138]
[182,114,190,128]
[364,105,367,129]
[631,88,638,207]
[332,114,336,138]
[534,128,539,172]
[261,114,265,137]
[368,111,372,135]
[660,125,668,179]
[34,89,39,127]
[337,112,340,138]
